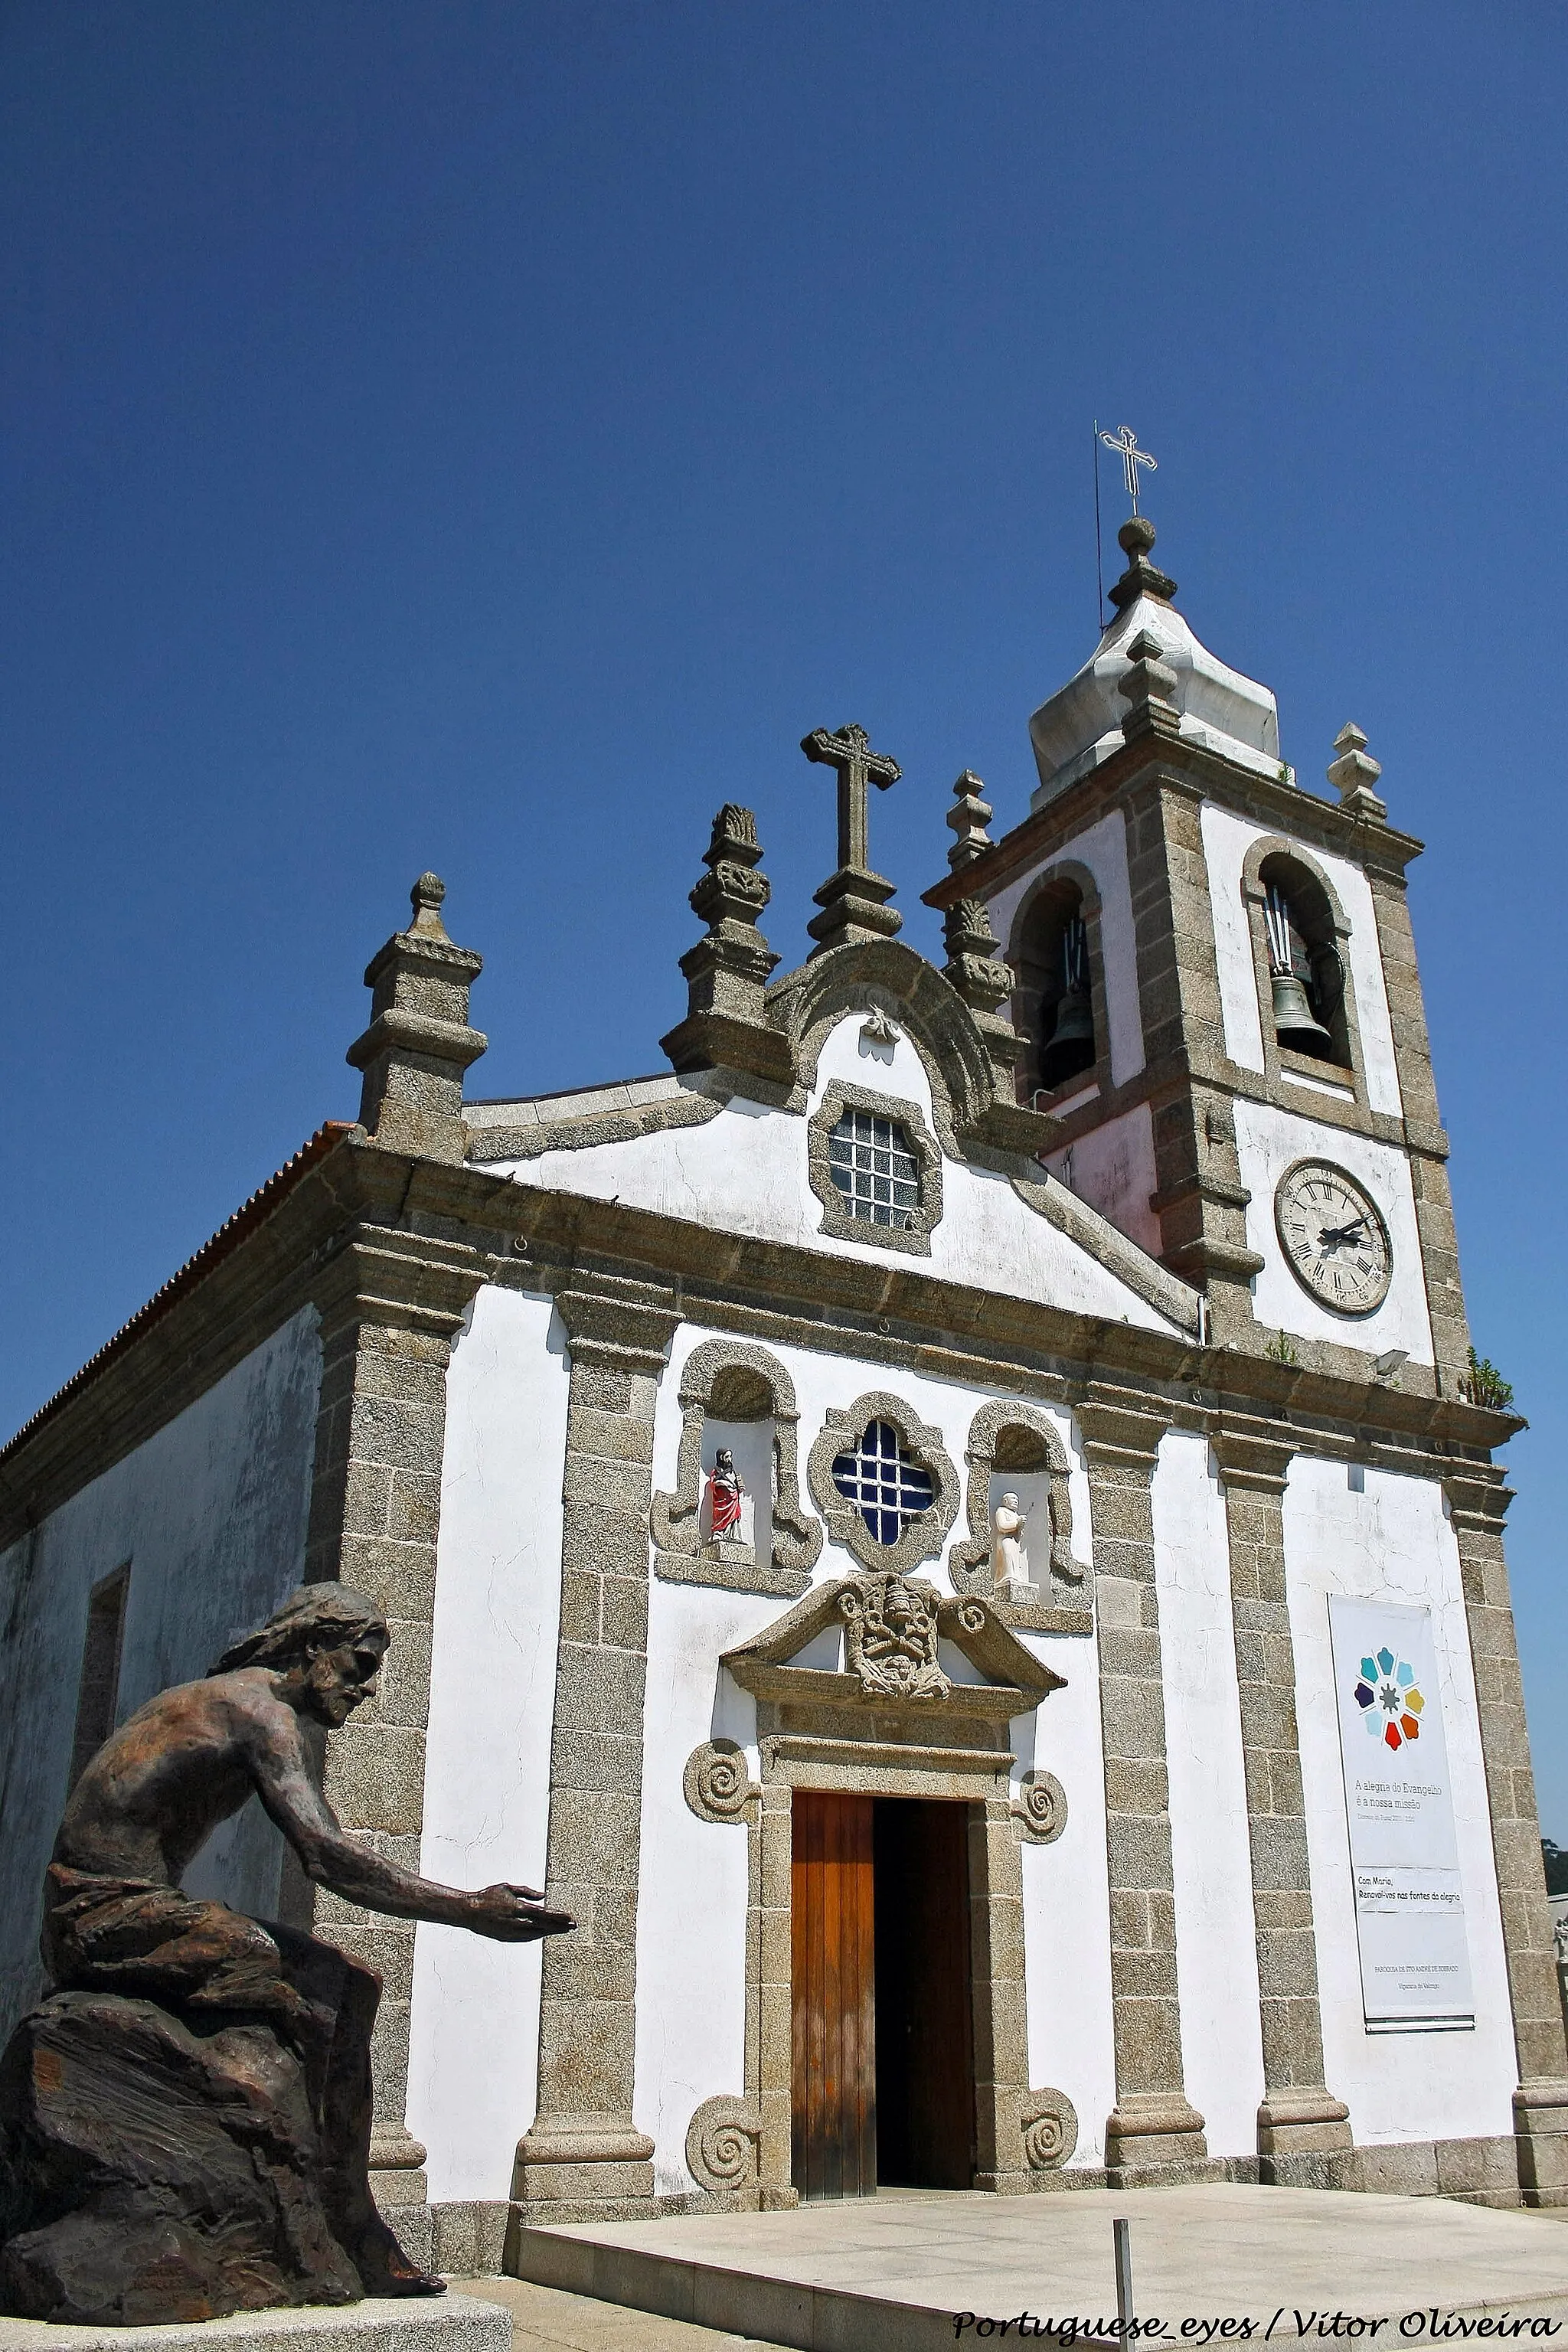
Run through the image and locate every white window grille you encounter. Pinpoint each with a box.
[827,1109,920,1230]
[831,1419,936,1545]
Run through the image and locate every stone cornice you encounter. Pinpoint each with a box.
[921,730,1425,916]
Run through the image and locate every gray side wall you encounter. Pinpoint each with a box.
[0,1305,323,2035]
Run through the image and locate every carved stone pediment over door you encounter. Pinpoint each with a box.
[720,1569,1064,1750]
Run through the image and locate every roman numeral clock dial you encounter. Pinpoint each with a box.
[1274,1159,1393,1316]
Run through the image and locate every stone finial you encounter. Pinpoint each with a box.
[345,874,486,1165]
[1117,627,1182,741]
[946,771,994,871]
[942,897,1016,1018]
[1107,516,1178,614]
[659,805,792,1085]
[1327,722,1387,823]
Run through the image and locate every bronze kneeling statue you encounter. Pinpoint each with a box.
[0,1583,573,2326]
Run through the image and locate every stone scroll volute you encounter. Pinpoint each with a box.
[684,2095,763,2203]
[652,1339,822,1598]
[1020,2086,1079,2170]
[683,1738,760,1825]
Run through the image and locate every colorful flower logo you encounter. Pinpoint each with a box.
[1352,1645,1426,1752]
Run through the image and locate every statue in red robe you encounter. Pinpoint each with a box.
[706,1447,745,1541]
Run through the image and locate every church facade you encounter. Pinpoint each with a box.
[2,518,1563,2269]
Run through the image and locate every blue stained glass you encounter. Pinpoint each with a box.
[1354,1681,1374,1710]
[1377,1648,1395,1675]
[831,1419,936,1546]
[1361,1656,1377,1680]
[1397,1664,1414,1687]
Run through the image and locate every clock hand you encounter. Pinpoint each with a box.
[1318,1217,1369,1248]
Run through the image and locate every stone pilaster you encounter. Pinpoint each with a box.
[1444,1465,1568,2204]
[508,1269,681,2237]
[1210,1426,1351,2180]
[1076,1395,1211,2181]
[1364,866,1472,1397]
[1119,766,1264,1341]
[295,1217,492,2249]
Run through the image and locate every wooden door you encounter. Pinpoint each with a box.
[791,1790,876,2199]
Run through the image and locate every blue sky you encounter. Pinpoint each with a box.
[5,3,1566,1821]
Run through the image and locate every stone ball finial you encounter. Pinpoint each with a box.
[1108,515,1177,611]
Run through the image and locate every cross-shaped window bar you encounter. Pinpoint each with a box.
[828,1109,920,1229]
[831,1419,936,1546]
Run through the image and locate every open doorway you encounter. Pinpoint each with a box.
[790,1790,975,2199]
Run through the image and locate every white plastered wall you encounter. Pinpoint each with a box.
[1284,1457,1516,2145]
[0,1307,322,2037]
[1152,1430,1266,2158]
[632,1321,1115,2190]
[405,1286,570,2203]
[495,1015,1183,1339]
[1199,801,1403,1117]
[985,806,1145,1090]
[1232,1097,1433,1363]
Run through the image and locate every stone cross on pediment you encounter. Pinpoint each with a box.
[799,724,904,956]
[801,724,901,874]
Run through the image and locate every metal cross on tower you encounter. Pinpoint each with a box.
[801,723,902,875]
[1099,424,1158,515]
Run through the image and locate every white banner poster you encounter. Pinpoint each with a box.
[1328,1596,1474,2034]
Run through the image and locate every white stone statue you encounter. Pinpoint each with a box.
[990,1491,1037,1599]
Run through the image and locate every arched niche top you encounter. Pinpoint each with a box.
[1239,832,1368,1099]
[1004,858,1104,960]
[1240,834,1354,940]
[653,1338,822,1597]
[949,1399,1091,1635]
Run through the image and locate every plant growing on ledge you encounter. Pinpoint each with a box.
[1264,1328,1300,1367]
[1461,1346,1514,1412]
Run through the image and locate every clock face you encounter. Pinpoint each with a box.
[1275,1161,1393,1317]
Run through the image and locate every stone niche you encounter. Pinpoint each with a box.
[652,1339,822,1597]
[947,1400,1091,1635]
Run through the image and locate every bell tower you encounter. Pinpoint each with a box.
[925,518,1473,1397]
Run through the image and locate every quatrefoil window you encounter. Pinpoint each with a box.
[831,1419,936,1546]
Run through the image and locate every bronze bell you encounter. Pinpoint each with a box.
[1271,968,1333,1055]
[1040,984,1096,1088]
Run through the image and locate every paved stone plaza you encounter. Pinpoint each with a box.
[504,2184,1568,2351]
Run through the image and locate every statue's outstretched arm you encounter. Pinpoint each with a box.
[244,1704,572,1942]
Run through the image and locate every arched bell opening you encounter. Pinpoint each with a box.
[1257,851,1352,1069]
[1010,874,1101,1101]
